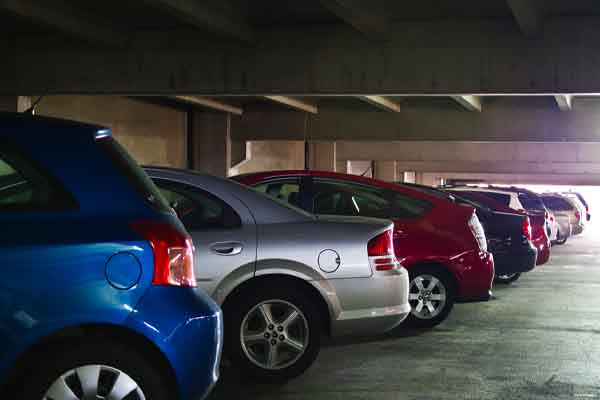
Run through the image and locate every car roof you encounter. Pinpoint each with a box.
[145,167,315,224]
[447,187,518,196]
[0,111,106,139]
[232,170,452,207]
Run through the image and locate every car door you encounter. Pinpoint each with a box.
[154,179,257,298]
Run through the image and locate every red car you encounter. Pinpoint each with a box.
[446,190,550,266]
[233,171,495,328]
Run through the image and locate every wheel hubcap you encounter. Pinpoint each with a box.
[409,274,446,319]
[44,365,145,400]
[241,300,309,370]
[498,273,517,280]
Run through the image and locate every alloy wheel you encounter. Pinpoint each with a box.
[497,273,517,280]
[241,300,309,370]
[44,364,145,400]
[409,274,447,319]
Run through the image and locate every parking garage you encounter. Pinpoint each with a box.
[2,1,600,399]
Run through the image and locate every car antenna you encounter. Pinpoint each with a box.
[23,95,45,115]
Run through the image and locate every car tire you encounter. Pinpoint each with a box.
[494,272,521,284]
[14,339,171,400]
[405,265,456,328]
[555,229,568,245]
[225,282,322,382]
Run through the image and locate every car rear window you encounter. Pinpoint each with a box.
[313,179,432,219]
[97,137,171,214]
[518,194,545,211]
[541,196,574,211]
[467,191,511,206]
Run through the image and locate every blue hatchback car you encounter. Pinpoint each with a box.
[0,113,222,400]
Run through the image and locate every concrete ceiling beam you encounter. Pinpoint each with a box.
[451,95,482,112]
[142,0,254,43]
[10,18,600,94]
[358,96,401,112]
[506,0,543,37]
[264,96,318,114]
[319,0,389,40]
[0,0,127,46]
[231,99,600,142]
[173,96,243,115]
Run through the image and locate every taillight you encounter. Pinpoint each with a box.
[575,211,581,222]
[131,221,196,287]
[468,213,488,252]
[368,230,395,271]
[522,217,532,241]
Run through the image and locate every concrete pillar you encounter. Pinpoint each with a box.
[308,141,336,171]
[348,161,373,177]
[402,171,416,184]
[0,96,31,112]
[374,161,398,182]
[192,111,232,177]
[336,160,348,173]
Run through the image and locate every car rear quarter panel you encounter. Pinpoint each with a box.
[0,216,156,382]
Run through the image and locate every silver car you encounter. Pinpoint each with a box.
[540,193,578,240]
[563,193,587,234]
[146,167,410,381]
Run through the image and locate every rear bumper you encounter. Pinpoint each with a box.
[572,224,584,235]
[492,243,537,275]
[321,267,410,337]
[453,250,495,302]
[532,235,551,265]
[126,287,223,400]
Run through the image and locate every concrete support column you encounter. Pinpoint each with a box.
[401,171,416,184]
[192,111,232,177]
[348,161,373,177]
[336,160,348,174]
[308,141,336,171]
[0,96,31,112]
[374,161,398,182]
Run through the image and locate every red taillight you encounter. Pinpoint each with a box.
[131,221,196,287]
[368,230,394,256]
[368,230,395,271]
[575,211,581,222]
[522,217,532,241]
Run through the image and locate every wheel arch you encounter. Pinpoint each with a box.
[221,273,332,336]
[407,260,459,293]
[2,323,178,396]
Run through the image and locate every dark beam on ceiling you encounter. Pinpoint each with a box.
[506,0,543,37]
[0,0,127,46]
[319,0,389,40]
[142,0,254,43]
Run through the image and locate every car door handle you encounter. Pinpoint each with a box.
[210,242,244,256]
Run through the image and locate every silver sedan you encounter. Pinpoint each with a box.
[146,167,410,381]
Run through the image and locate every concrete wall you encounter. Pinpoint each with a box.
[232,141,305,175]
[34,96,187,167]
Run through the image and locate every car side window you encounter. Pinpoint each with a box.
[155,180,241,230]
[253,179,302,208]
[312,179,430,219]
[479,192,511,206]
[0,143,76,212]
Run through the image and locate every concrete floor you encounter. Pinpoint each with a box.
[209,224,600,400]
